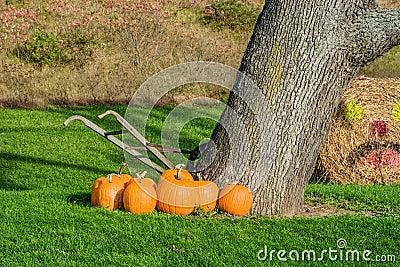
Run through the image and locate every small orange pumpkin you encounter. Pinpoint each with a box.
[123,172,157,214]
[156,168,196,216]
[91,162,132,207]
[160,164,194,181]
[218,183,253,216]
[194,180,219,213]
[97,174,125,210]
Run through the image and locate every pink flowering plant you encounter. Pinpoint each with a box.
[45,0,172,30]
[0,3,39,47]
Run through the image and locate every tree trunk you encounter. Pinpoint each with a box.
[194,0,400,216]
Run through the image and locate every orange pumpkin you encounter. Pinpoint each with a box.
[115,162,133,186]
[96,174,125,210]
[194,180,219,213]
[91,162,132,207]
[123,172,157,214]
[218,183,253,216]
[91,176,109,206]
[156,168,196,215]
[160,164,193,181]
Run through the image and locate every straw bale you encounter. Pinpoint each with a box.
[316,77,400,184]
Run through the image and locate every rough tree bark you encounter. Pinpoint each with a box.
[194,0,400,216]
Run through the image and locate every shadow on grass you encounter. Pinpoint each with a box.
[0,177,29,191]
[67,192,92,207]
[1,152,114,173]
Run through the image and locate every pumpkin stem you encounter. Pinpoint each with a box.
[225,179,240,185]
[118,162,127,177]
[175,163,185,170]
[107,173,119,183]
[177,166,182,180]
[135,171,147,183]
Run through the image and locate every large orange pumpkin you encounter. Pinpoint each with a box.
[194,180,219,213]
[218,184,253,216]
[123,172,157,214]
[97,175,125,210]
[156,168,196,216]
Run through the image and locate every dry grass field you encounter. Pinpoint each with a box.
[0,0,398,107]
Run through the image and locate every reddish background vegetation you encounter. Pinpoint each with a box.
[0,0,398,107]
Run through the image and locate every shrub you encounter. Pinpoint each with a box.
[60,27,99,69]
[20,29,64,66]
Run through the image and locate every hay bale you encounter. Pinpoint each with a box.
[317,77,400,184]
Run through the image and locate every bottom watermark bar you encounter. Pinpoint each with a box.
[257,239,396,262]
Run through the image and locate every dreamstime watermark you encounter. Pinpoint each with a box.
[257,239,396,262]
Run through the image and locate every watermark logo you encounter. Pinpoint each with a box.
[257,238,396,262]
[123,61,277,192]
[336,238,347,249]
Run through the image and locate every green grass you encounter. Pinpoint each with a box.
[306,184,400,214]
[1,106,400,266]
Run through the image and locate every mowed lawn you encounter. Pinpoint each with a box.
[1,106,399,266]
